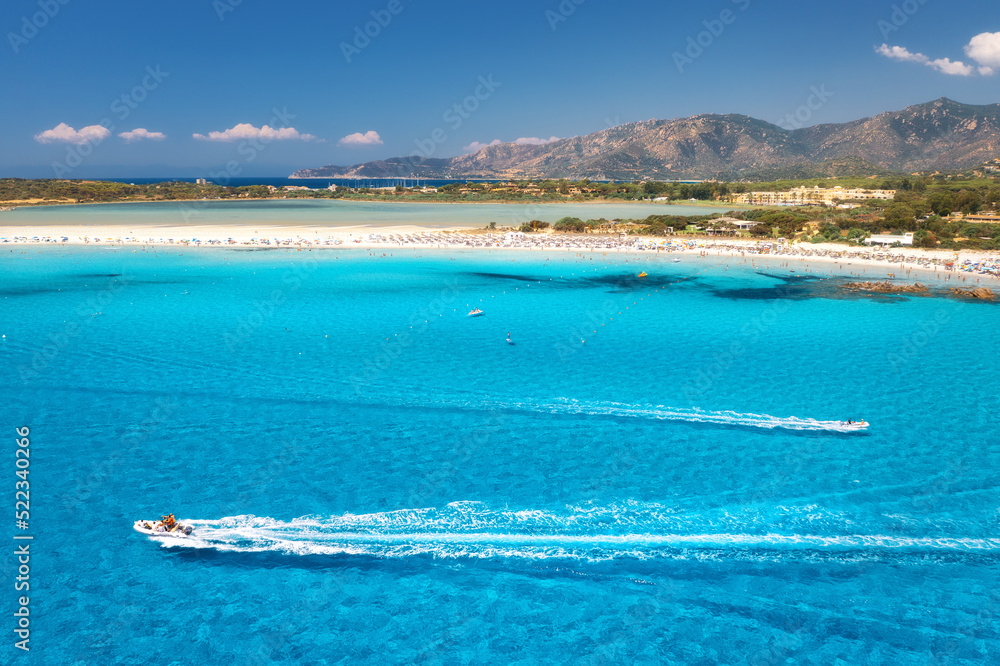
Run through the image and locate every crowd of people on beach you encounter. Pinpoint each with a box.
[3,230,999,278]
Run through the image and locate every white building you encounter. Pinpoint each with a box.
[865,233,913,246]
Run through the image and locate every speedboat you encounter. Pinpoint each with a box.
[133,519,194,538]
[467,308,484,317]
[841,420,869,431]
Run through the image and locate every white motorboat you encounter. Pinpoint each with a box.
[133,518,194,538]
[841,420,869,431]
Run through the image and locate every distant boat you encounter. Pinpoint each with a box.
[638,272,648,278]
[841,420,869,431]
[672,258,681,263]
[467,308,484,317]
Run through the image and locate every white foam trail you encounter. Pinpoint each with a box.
[522,398,867,432]
[155,505,998,563]
[374,393,869,433]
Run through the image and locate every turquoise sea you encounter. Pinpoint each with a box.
[2,244,999,664]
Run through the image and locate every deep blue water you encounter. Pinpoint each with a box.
[1,246,998,664]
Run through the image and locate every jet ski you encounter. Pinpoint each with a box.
[133,518,194,538]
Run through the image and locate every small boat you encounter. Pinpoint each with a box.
[672,258,681,263]
[467,308,484,317]
[133,518,194,538]
[638,272,648,278]
[841,420,869,431]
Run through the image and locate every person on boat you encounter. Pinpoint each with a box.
[162,514,178,531]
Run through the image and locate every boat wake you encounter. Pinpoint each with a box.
[403,395,869,433]
[512,398,868,433]
[158,502,999,565]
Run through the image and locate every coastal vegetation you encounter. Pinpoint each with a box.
[2,172,998,250]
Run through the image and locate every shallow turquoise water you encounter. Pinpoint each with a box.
[1,246,998,664]
[1,198,726,228]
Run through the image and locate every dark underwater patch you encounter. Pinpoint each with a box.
[466,271,694,292]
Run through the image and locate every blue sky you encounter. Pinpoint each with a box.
[1,0,997,177]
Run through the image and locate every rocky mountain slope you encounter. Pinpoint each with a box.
[291,98,1000,181]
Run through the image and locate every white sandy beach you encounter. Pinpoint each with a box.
[2,222,999,283]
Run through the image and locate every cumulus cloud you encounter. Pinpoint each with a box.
[337,130,382,146]
[876,44,926,63]
[193,123,318,142]
[965,32,1000,76]
[928,57,975,76]
[463,139,502,153]
[118,128,166,143]
[514,136,561,145]
[876,42,981,76]
[463,136,561,153]
[34,122,111,145]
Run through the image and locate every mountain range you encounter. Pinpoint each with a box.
[290,98,1000,182]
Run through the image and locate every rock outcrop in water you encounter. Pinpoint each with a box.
[843,281,928,293]
[949,287,996,300]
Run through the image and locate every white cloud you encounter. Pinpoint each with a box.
[337,130,382,146]
[34,122,111,145]
[514,136,561,145]
[463,136,561,153]
[927,57,974,76]
[193,123,318,142]
[965,32,1000,75]
[876,43,976,76]
[463,139,502,153]
[118,128,166,143]
[876,44,927,63]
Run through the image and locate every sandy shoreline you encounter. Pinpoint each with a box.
[2,223,999,283]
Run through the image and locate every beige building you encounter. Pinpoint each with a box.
[731,186,896,206]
